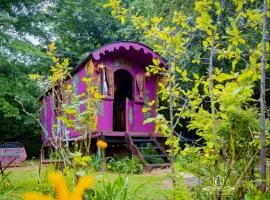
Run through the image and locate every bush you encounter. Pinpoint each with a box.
[107,156,143,174]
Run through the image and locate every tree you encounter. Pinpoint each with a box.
[44,0,139,65]
[104,0,269,198]
[0,0,50,156]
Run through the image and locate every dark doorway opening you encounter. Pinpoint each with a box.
[113,69,132,131]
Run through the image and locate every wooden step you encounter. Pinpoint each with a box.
[138,147,160,150]
[132,139,154,143]
[142,155,167,158]
[148,163,171,169]
[104,136,126,143]
[42,159,63,164]
[127,134,171,171]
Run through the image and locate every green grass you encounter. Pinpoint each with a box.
[6,161,173,200]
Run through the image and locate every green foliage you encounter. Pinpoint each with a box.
[46,0,139,65]
[107,156,143,174]
[0,57,43,157]
[34,181,55,197]
[0,0,49,63]
[48,148,62,160]
[0,0,50,156]
[70,151,91,168]
[245,181,270,200]
[89,153,102,171]
[85,176,129,200]
[0,172,16,200]
[33,161,57,196]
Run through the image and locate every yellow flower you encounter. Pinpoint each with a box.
[96,140,108,149]
[49,42,56,52]
[48,172,69,200]
[66,84,72,90]
[23,172,94,200]
[52,56,59,63]
[71,176,94,200]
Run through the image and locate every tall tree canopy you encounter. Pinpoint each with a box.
[44,0,139,65]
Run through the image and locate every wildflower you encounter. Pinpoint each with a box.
[71,176,94,200]
[96,140,108,149]
[48,172,69,200]
[24,172,94,200]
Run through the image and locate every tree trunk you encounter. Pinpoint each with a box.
[259,0,267,192]
[209,30,222,200]
[209,30,218,175]
[168,60,176,199]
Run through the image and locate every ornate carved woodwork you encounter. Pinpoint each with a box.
[135,73,145,101]
[97,63,114,98]
[105,66,114,97]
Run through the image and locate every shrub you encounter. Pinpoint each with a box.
[70,151,91,168]
[107,156,143,174]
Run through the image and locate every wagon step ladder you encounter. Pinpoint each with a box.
[126,133,171,171]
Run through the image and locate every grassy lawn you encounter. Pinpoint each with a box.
[6,160,270,199]
[7,161,173,200]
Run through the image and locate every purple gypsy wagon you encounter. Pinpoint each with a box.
[40,41,171,170]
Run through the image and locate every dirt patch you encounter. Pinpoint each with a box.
[162,179,173,189]
[5,160,40,172]
[144,167,171,176]
[162,176,201,190]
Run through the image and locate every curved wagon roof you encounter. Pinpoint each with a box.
[74,41,166,73]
